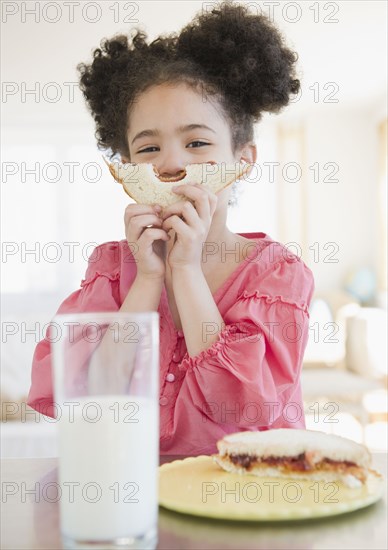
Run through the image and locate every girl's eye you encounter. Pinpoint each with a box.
[138,146,159,154]
[137,141,209,154]
[187,141,209,148]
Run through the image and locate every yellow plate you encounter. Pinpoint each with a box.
[159,456,384,521]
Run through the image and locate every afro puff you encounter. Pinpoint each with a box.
[77,0,300,160]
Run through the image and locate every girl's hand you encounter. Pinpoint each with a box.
[124,203,170,280]
[161,183,218,269]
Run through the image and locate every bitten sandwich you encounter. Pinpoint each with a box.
[213,429,374,488]
[104,158,250,208]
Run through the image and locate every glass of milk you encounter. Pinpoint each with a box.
[51,312,159,549]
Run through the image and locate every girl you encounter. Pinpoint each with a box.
[28,1,314,455]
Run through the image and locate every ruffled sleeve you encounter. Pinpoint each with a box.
[27,242,121,418]
[175,256,314,431]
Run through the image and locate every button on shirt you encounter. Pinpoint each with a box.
[27,233,315,456]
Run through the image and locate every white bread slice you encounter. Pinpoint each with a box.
[103,157,251,208]
[213,429,372,488]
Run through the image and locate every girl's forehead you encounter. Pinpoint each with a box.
[137,81,203,100]
[128,82,226,131]
[136,85,210,113]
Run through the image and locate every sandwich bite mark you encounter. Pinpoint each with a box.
[153,167,187,182]
[103,158,251,208]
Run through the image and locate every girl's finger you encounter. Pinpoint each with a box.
[164,201,201,230]
[126,214,162,241]
[161,200,190,220]
[162,215,192,240]
[180,201,202,228]
[138,227,170,245]
[171,185,211,221]
[124,203,160,224]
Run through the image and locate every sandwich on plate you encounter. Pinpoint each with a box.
[213,428,376,488]
[104,157,251,208]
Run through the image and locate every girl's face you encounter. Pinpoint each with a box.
[125,82,245,175]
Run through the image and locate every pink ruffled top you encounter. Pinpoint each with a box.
[27,232,315,455]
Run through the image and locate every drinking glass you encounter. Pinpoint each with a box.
[51,312,159,549]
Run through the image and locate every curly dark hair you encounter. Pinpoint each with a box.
[77,0,300,161]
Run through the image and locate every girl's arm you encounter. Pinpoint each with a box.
[87,199,170,381]
[163,254,315,446]
[28,234,165,418]
[87,274,164,388]
[161,183,224,356]
[119,274,163,313]
[27,241,127,417]
[172,266,224,357]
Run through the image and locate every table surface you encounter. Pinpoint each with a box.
[1,454,387,550]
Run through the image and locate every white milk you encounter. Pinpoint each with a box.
[57,395,158,542]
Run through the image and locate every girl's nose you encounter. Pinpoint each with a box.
[155,161,187,181]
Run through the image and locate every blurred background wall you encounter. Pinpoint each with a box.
[1,0,387,455]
